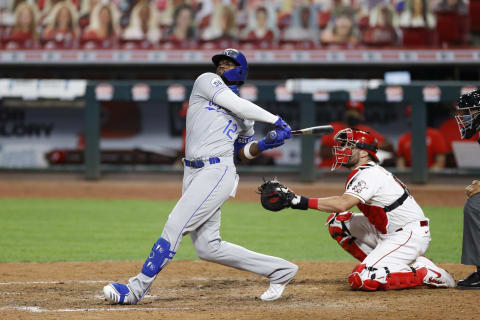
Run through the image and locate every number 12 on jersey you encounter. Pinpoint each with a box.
[223,120,238,139]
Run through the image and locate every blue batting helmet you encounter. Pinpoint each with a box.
[212,48,248,84]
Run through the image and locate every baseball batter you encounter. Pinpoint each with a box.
[259,128,455,291]
[454,89,480,289]
[103,48,298,304]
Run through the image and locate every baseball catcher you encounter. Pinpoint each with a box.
[259,128,455,291]
[454,89,480,289]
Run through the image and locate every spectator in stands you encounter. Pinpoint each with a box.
[156,0,197,28]
[320,7,358,46]
[201,4,237,42]
[325,0,354,18]
[6,2,38,44]
[41,1,79,45]
[166,4,196,43]
[78,0,99,29]
[123,0,161,43]
[434,0,467,14]
[362,3,399,46]
[39,0,75,22]
[319,100,395,168]
[397,106,448,170]
[282,5,319,45]
[241,5,277,44]
[82,2,119,45]
[399,0,436,28]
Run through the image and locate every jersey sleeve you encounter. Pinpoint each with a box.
[238,119,255,137]
[193,72,228,102]
[344,169,381,203]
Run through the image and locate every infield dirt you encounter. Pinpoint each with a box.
[0,173,477,320]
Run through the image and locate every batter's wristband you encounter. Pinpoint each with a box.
[243,141,255,159]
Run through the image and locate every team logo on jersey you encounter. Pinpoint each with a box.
[352,180,368,193]
[211,78,224,87]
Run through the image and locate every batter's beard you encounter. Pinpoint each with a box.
[216,67,225,76]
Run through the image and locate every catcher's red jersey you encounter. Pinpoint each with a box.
[344,162,427,234]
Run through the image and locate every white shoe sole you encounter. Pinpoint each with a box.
[260,266,298,301]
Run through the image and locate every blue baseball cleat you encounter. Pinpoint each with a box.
[103,283,138,305]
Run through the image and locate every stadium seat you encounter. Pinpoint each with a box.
[120,39,153,50]
[435,11,468,47]
[470,0,480,32]
[279,39,316,49]
[276,13,291,31]
[361,27,398,47]
[317,11,331,29]
[401,27,435,47]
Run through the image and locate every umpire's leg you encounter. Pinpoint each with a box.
[458,194,480,289]
[461,194,480,267]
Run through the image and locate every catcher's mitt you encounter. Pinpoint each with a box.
[258,178,295,212]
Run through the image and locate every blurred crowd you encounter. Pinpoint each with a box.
[0,0,474,50]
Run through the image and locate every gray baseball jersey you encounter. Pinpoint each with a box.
[185,72,254,160]
[127,73,297,301]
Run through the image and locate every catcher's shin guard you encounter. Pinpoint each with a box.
[348,264,427,291]
[327,212,367,262]
[383,267,427,290]
[141,237,176,277]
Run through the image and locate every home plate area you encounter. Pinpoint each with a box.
[0,260,477,320]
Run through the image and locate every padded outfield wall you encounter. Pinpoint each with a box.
[1,78,479,183]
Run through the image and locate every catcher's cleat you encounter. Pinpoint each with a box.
[260,265,298,301]
[456,271,480,290]
[415,257,455,288]
[103,283,138,305]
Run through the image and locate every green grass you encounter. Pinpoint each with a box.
[0,199,464,263]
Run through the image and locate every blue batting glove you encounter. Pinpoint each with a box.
[274,116,292,139]
[257,131,285,151]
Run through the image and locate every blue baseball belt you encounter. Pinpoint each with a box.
[183,157,220,168]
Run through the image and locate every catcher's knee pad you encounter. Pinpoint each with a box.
[141,237,176,277]
[327,212,367,262]
[348,264,385,291]
[348,264,366,290]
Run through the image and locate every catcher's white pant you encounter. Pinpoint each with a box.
[128,157,297,301]
[328,212,453,290]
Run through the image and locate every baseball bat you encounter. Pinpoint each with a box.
[291,125,334,136]
[266,125,333,141]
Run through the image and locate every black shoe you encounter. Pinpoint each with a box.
[456,272,480,290]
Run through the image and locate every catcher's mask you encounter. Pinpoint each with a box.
[455,89,480,140]
[212,48,248,85]
[332,128,379,171]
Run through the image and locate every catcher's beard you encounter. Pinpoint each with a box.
[342,150,360,168]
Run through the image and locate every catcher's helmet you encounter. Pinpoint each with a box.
[212,48,248,85]
[455,89,480,140]
[332,128,379,171]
